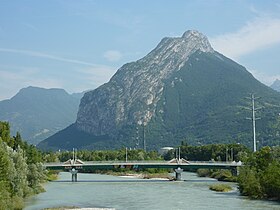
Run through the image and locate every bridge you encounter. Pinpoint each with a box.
[43,158,242,182]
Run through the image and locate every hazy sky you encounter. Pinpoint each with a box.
[0,0,280,100]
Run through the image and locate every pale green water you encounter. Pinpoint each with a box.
[25,172,279,210]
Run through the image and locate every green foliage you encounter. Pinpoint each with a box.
[197,168,237,182]
[238,146,280,200]
[0,181,12,210]
[209,184,233,192]
[211,169,237,182]
[10,147,30,198]
[196,169,211,177]
[0,121,46,209]
[164,143,249,161]
[0,122,10,144]
[261,161,280,199]
[43,148,162,163]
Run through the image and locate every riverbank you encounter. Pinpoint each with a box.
[209,184,233,192]
[196,169,237,182]
[44,208,115,210]
[118,173,174,180]
[91,169,175,180]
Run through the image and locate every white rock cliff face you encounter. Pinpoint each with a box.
[76,30,214,135]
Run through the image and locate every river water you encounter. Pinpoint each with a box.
[25,172,279,210]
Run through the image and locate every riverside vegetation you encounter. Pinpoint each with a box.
[1,120,279,210]
[209,184,233,192]
[43,141,280,201]
[43,148,173,179]
[238,146,280,200]
[0,121,47,210]
[165,143,280,200]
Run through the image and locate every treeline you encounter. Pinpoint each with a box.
[44,148,162,163]
[164,143,250,161]
[238,146,280,200]
[164,143,280,200]
[0,122,46,210]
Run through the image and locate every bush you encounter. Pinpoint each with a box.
[209,184,233,192]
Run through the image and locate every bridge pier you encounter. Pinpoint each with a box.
[231,167,239,176]
[175,167,184,181]
[70,168,78,182]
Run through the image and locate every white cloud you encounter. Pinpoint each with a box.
[210,17,280,60]
[78,64,117,87]
[103,50,122,62]
[0,48,96,66]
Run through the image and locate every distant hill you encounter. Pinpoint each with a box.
[0,86,82,144]
[39,30,280,151]
[271,79,280,92]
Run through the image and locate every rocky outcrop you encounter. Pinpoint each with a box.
[76,30,214,135]
[40,30,280,151]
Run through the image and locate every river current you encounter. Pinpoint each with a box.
[25,172,279,210]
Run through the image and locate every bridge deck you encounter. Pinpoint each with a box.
[44,161,242,171]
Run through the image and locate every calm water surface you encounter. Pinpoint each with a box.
[25,172,279,210]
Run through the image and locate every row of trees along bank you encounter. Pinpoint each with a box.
[163,143,250,161]
[164,143,280,201]
[0,121,46,210]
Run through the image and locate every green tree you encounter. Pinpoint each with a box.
[238,166,263,198]
[10,147,30,198]
[0,122,11,145]
[27,163,45,194]
[261,161,280,200]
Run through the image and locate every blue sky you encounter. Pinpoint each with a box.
[0,0,280,100]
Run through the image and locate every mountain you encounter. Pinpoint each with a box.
[271,79,280,92]
[39,30,280,151]
[0,86,82,144]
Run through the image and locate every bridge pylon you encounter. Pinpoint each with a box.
[70,168,78,182]
[175,167,184,181]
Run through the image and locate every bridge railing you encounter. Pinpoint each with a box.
[43,160,242,166]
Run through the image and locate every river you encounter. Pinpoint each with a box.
[24,172,279,210]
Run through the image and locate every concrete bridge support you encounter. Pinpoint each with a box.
[70,168,78,182]
[175,167,184,181]
[231,167,239,176]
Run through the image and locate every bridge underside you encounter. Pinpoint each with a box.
[46,164,238,171]
[45,162,240,182]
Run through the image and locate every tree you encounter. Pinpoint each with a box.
[0,122,11,145]
[10,147,30,198]
[261,161,280,200]
[27,163,45,194]
[238,166,263,198]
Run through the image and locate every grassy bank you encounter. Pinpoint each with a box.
[197,169,237,182]
[209,184,233,192]
[82,168,174,180]
[46,170,59,181]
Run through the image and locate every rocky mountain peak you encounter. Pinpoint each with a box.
[40,30,280,151]
[76,30,216,136]
[143,30,214,72]
[181,30,213,52]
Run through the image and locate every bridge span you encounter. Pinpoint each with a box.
[44,158,242,182]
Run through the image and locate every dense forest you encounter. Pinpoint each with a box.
[0,122,46,210]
